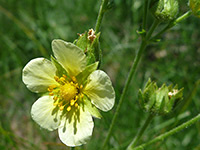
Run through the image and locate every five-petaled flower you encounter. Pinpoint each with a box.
[22,39,115,147]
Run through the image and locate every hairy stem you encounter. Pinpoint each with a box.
[127,114,154,150]
[133,113,200,150]
[151,11,192,40]
[95,0,109,33]
[102,20,159,149]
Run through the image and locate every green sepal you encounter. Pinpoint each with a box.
[82,96,102,119]
[150,0,179,22]
[87,32,101,65]
[138,89,145,110]
[50,55,70,78]
[155,84,168,112]
[75,32,88,52]
[76,62,99,86]
[138,79,184,115]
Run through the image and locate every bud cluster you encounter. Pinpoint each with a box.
[138,79,184,115]
[150,0,179,22]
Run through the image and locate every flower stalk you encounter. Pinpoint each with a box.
[95,0,109,33]
[132,113,200,150]
[102,19,160,149]
[151,11,192,40]
[127,114,154,150]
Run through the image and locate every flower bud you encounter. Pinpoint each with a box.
[74,29,101,65]
[138,79,184,115]
[150,0,179,22]
[189,0,200,18]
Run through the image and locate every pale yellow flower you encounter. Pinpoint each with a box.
[22,39,115,146]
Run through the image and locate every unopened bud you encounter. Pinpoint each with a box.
[150,0,179,22]
[138,79,184,115]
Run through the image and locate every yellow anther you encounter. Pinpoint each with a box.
[70,100,75,106]
[59,105,65,111]
[53,102,58,106]
[54,76,59,81]
[53,96,58,100]
[72,76,77,82]
[48,88,52,92]
[75,103,78,107]
[80,85,83,89]
[70,81,74,85]
[49,92,54,96]
[80,93,84,98]
[75,83,79,87]
[62,74,67,78]
[59,77,66,82]
[50,84,57,89]
[67,106,71,111]
[75,95,79,100]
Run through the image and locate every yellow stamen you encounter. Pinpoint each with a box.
[53,96,58,100]
[59,105,65,111]
[49,92,54,96]
[54,76,59,81]
[80,93,84,98]
[62,74,67,78]
[80,85,83,89]
[70,100,75,106]
[59,77,66,82]
[75,103,78,107]
[72,76,77,82]
[67,106,71,111]
[53,101,58,106]
[75,95,78,100]
[48,88,52,92]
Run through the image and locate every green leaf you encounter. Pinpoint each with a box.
[50,55,69,78]
[76,62,98,85]
[83,96,102,119]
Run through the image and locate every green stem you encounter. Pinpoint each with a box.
[151,11,192,40]
[70,147,75,150]
[95,0,109,33]
[133,113,200,150]
[142,0,149,30]
[102,20,159,149]
[127,114,154,150]
[146,20,160,40]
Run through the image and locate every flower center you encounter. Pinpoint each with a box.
[60,83,77,101]
[47,75,84,112]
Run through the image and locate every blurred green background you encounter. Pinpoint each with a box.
[0,0,200,149]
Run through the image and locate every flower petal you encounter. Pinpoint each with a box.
[22,58,58,93]
[52,39,87,76]
[58,107,94,147]
[31,96,61,131]
[83,96,102,119]
[84,70,115,112]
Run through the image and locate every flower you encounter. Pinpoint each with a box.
[22,39,115,147]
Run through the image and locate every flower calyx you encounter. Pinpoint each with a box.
[138,78,184,115]
[74,29,101,66]
[150,0,179,22]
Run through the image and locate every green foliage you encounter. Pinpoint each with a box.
[0,0,200,150]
